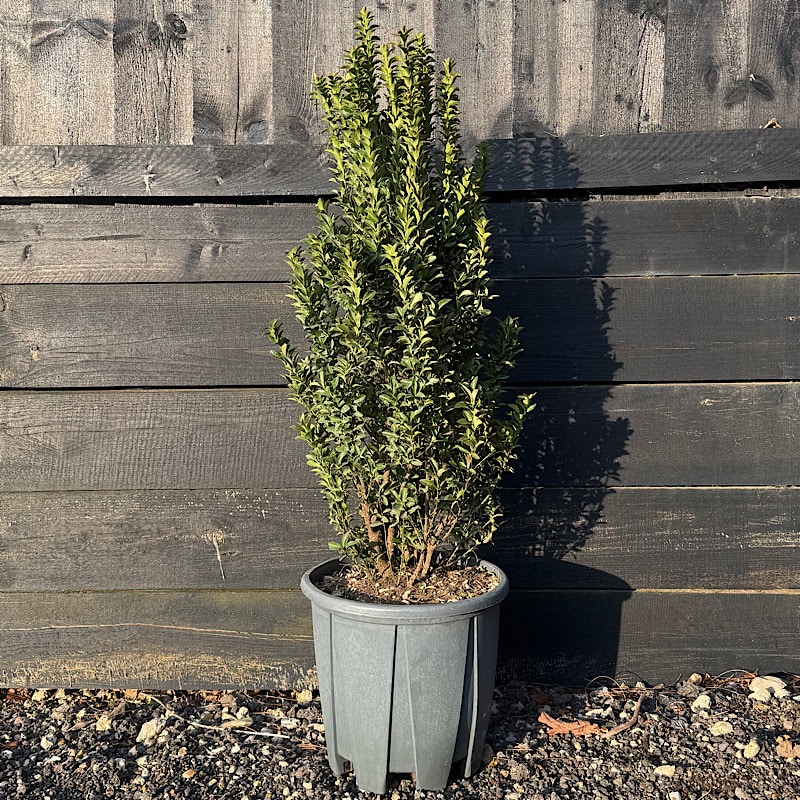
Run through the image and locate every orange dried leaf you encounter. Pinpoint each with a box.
[537,711,601,737]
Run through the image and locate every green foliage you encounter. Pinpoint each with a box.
[269,8,535,587]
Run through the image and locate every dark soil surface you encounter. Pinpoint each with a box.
[1,672,799,799]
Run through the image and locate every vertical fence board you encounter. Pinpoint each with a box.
[27,0,115,144]
[373,0,436,44]
[592,0,665,134]
[113,0,193,144]
[434,0,514,150]
[663,0,752,131]
[748,0,800,128]
[0,1,31,144]
[270,0,354,146]
[236,0,272,144]
[192,0,239,144]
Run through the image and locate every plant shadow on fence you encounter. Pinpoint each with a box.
[480,133,633,686]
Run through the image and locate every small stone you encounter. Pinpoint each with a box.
[743,739,760,759]
[710,721,734,736]
[39,734,56,750]
[748,688,772,703]
[653,764,676,778]
[775,688,791,699]
[136,717,166,743]
[182,769,196,779]
[310,723,325,733]
[279,717,299,729]
[688,673,704,684]
[691,694,712,712]
[32,689,49,702]
[668,793,681,800]
[95,715,112,732]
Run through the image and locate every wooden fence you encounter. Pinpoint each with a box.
[0,1,799,688]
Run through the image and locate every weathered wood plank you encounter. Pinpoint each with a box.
[504,274,800,383]
[112,0,193,144]
[512,0,596,138]
[0,283,298,387]
[434,0,514,150]
[662,0,752,131]
[0,587,794,688]
[500,589,800,686]
[516,382,800,489]
[236,0,271,144]
[747,0,800,129]
[26,0,115,144]
[0,589,315,689]
[2,129,800,196]
[3,274,798,387]
[5,196,800,283]
[1,384,800,491]
[0,3,31,145]
[269,0,354,146]
[493,487,800,590]
[373,0,435,49]
[192,0,238,144]
[0,487,797,592]
[592,0,665,134]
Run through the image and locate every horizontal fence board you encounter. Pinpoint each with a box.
[500,589,800,686]
[3,274,800,387]
[0,283,294,388]
[0,203,313,283]
[2,130,800,197]
[0,588,794,688]
[6,196,800,284]
[2,384,800,491]
[0,589,315,690]
[0,487,797,592]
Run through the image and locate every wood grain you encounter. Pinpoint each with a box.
[269,0,354,146]
[434,0,514,150]
[512,0,596,137]
[192,0,238,144]
[26,0,115,144]
[593,0,665,134]
[1,384,800,492]
[112,0,194,144]
[662,0,752,131]
[3,129,800,196]
[236,0,272,144]
[0,486,797,592]
[0,1,31,145]
[0,589,315,689]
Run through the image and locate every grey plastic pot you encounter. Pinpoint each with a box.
[300,558,509,794]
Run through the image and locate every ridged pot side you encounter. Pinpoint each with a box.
[301,559,510,794]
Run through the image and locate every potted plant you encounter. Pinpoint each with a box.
[268,9,535,794]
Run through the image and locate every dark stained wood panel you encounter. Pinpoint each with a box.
[0,203,312,283]
[0,283,299,388]
[0,589,315,689]
[4,130,800,196]
[500,589,800,686]
[0,486,797,592]
[236,0,272,144]
[3,274,797,387]
[4,196,800,285]
[2,384,800,492]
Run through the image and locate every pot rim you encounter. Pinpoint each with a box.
[300,557,509,623]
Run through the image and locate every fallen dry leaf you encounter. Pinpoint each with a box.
[537,711,601,737]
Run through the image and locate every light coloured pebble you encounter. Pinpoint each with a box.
[691,694,712,712]
[32,689,49,702]
[748,688,772,703]
[136,717,166,743]
[653,764,676,778]
[775,688,791,699]
[668,793,682,800]
[710,721,734,736]
[280,717,300,729]
[39,734,56,750]
[743,739,760,759]
[688,673,704,684]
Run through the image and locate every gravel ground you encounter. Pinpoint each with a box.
[1,673,799,800]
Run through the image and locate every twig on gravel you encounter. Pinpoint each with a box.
[603,691,648,739]
[138,692,290,740]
